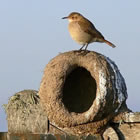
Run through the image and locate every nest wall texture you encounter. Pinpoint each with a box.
[39,51,127,130]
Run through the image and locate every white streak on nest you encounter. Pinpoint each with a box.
[96,70,107,106]
[85,63,99,120]
[85,64,107,119]
[105,57,127,112]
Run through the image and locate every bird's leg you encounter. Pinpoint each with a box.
[84,43,89,50]
[79,44,85,50]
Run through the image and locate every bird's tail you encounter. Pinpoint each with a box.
[103,39,116,48]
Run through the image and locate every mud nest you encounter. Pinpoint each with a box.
[39,51,128,131]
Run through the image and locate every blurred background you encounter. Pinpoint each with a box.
[0,0,139,131]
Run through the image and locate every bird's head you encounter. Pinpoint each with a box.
[62,12,84,22]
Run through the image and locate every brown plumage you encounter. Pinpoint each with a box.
[62,12,116,50]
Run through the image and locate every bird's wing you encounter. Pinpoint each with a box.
[77,20,104,39]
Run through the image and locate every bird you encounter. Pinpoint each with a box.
[62,12,116,50]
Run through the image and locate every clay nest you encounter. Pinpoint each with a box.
[39,50,128,132]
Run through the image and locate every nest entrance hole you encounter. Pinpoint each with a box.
[62,66,97,113]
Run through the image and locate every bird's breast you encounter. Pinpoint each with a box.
[68,22,93,45]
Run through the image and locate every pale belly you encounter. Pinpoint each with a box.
[68,22,96,45]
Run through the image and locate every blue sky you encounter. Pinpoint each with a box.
[0,0,140,131]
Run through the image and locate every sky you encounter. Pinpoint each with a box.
[0,0,140,131]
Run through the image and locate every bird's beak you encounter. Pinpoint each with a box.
[62,17,68,19]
